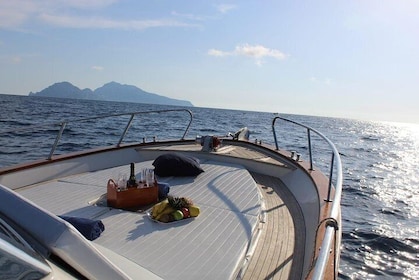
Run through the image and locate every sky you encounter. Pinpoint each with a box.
[0,0,418,123]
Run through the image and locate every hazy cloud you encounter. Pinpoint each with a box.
[91,65,104,71]
[0,53,37,64]
[172,4,236,22]
[0,1,39,28]
[171,11,208,21]
[216,4,237,14]
[11,56,22,64]
[39,13,191,30]
[208,44,287,65]
[54,0,118,9]
[0,0,195,30]
[309,77,332,86]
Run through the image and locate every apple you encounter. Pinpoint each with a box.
[173,210,184,220]
[180,207,190,218]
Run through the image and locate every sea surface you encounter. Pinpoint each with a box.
[0,94,418,279]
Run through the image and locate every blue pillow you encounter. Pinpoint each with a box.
[157,182,170,199]
[152,153,204,177]
[59,216,105,241]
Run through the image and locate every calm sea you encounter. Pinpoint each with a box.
[0,94,418,279]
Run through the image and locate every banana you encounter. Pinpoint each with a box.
[156,206,175,221]
[151,199,169,218]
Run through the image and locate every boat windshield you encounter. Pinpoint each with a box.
[0,217,51,279]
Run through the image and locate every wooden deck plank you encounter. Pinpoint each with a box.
[242,172,305,280]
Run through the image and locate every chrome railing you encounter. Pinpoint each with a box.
[1,109,193,161]
[272,116,343,279]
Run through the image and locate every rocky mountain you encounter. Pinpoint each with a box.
[29,81,193,107]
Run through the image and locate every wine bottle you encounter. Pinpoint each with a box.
[127,162,138,188]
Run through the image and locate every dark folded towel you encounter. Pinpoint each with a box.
[59,216,105,241]
[158,182,170,199]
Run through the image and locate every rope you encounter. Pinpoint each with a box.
[306,217,339,280]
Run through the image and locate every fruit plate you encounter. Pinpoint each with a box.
[146,210,196,224]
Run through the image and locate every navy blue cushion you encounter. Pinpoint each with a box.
[59,216,105,241]
[157,182,170,199]
[152,153,204,177]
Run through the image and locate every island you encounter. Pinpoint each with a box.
[29,81,193,107]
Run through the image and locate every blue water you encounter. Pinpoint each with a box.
[0,94,418,279]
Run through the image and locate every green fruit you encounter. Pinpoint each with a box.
[173,210,184,220]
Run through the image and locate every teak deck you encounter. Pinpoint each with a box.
[244,172,305,280]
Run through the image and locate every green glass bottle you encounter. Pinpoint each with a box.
[126,162,138,188]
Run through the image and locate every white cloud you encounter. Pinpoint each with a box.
[235,44,286,60]
[207,49,230,57]
[208,44,287,65]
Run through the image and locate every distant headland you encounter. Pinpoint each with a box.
[28,81,193,107]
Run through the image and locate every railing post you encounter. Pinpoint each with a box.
[307,129,314,170]
[181,110,193,140]
[117,114,135,147]
[49,122,67,160]
[325,153,335,202]
[272,117,279,150]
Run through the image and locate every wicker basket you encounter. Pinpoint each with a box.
[107,179,158,209]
